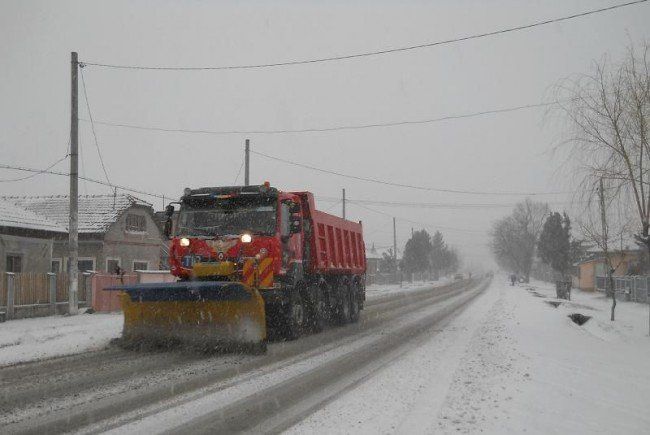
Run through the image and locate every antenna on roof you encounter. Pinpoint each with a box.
[113,187,117,209]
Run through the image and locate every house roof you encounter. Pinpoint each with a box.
[0,199,66,233]
[2,194,152,234]
[574,249,644,266]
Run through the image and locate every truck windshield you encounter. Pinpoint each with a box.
[178,196,277,237]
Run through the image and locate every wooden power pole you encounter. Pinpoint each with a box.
[69,52,79,315]
[393,217,398,285]
[342,188,346,219]
[599,177,616,321]
[244,139,250,186]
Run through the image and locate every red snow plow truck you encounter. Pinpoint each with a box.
[111,183,366,352]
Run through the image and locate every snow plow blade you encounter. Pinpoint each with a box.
[106,281,267,353]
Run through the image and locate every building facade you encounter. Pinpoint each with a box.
[1,194,165,274]
[572,250,644,291]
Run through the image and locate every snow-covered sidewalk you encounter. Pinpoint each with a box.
[287,277,650,434]
[0,312,122,367]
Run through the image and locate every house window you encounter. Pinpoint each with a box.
[126,214,146,232]
[133,261,149,271]
[106,258,121,274]
[51,259,62,273]
[6,255,22,273]
[78,258,95,272]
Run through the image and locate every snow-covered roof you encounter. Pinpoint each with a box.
[0,199,66,232]
[2,194,152,234]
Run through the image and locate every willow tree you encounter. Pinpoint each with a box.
[557,41,650,262]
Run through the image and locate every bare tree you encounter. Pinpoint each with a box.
[490,198,549,281]
[556,41,650,263]
[577,178,633,321]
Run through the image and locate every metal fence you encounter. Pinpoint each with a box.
[595,275,650,303]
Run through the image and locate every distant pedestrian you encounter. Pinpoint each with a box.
[510,274,517,286]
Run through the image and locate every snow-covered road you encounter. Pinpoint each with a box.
[288,278,650,434]
[0,278,449,368]
[1,279,482,434]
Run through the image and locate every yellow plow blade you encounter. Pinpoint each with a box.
[108,281,267,353]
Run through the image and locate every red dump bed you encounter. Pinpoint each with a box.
[293,192,366,275]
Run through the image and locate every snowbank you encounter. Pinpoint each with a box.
[0,312,122,367]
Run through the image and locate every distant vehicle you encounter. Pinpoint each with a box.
[453,273,464,281]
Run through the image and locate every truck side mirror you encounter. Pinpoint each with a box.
[163,218,173,239]
[163,204,176,239]
[289,216,302,234]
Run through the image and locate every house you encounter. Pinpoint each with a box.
[0,200,65,273]
[1,194,165,274]
[572,249,645,291]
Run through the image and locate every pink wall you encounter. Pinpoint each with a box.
[91,272,177,312]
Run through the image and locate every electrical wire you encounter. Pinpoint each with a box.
[324,200,342,212]
[79,100,563,135]
[253,150,570,196]
[0,163,170,200]
[80,1,647,71]
[348,201,484,234]
[79,66,112,188]
[233,157,245,184]
[0,154,69,182]
[316,196,579,209]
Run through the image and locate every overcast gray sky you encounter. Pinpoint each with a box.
[1,0,649,269]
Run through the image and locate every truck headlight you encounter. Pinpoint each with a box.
[241,233,252,243]
[180,237,190,247]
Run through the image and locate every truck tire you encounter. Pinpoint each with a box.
[349,283,360,323]
[283,290,306,340]
[335,282,352,325]
[310,285,328,333]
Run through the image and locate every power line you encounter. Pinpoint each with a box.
[79,66,112,187]
[0,154,69,182]
[80,1,647,71]
[79,100,562,135]
[0,163,169,200]
[317,196,579,209]
[348,201,484,234]
[324,200,342,213]
[252,150,570,197]
[233,156,245,184]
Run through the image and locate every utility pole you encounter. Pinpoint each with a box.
[393,217,399,286]
[68,52,79,315]
[244,139,250,186]
[599,177,616,321]
[342,188,346,219]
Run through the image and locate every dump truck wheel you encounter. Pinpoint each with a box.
[349,284,360,323]
[249,340,268,355]
[283,291,306,340]
[311,285,328,333]
[335,282,352,325]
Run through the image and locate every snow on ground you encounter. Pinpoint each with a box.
[366,277,451,299]
[287,277,650,434]
[0,312,122,367]
[0,278,448,367]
